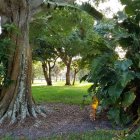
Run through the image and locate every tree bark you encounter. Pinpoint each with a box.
[42,61,52,86]
[72,69,78,85]
[65,63,71,85]
[48,62,52,86]
[31,70,35,84]
[0,0,45,123]
[42,62,49,86]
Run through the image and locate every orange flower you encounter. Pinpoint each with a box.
[91,96,99,110]
[91,96,99,120]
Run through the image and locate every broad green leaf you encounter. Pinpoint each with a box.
[125,5,135,15]
[116,11,127,21]
[108,108,120,125]
[138,62,140,68]
[135,72,140,78]
[120,0,132,5]
[122,92,136,108]
[120,71,135,87]
[108,83,123,100]
[114,59,133,71]
[80,2,103,20]
[136,13,140,23]
[137,107,140,117]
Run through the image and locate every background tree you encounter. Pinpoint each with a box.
[32,61,44,83]
[71,59,81,85]
[52,63,62,82]
[44,8,94,85]
[33,38,58,86]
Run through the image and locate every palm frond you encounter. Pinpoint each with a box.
[80,2,103,20]
[45,0,103,20]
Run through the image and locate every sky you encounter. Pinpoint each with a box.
[76,0,124,18]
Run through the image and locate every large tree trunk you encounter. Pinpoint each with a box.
[0,0,45,123]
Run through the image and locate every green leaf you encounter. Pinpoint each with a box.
[114,59,133,71]
[108,108,120,125]
[80,74,88,83]
[80,2,103,20]
[137,107,140,117]
[120,0,132,5]
[138,62,140,68]
[135,72,140,78]
[120,71,135,87]
[117,11,127,21]
[122,92,136,108]
[125,5,135,15]
[108,83,124,100]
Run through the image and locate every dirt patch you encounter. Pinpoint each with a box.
[0,103,117,139]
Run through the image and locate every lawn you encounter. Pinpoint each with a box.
[0,130,119,140]
[32,82,92,105]
[41,130,116,140]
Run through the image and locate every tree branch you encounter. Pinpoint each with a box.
[50,57,58,69]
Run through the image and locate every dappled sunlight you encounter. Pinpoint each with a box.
[115,46,127,59]
[32,80,92,87]
[75,82,92,87]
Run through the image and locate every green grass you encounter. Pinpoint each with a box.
[3,130,140,140]
[32,82,92,105]
[40,130,116,140]
[1,130,117,140]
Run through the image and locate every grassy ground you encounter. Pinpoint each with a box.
[40,130,116,140]
[32,82,92,105]
[2,130,139,140]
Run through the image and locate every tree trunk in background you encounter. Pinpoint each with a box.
[72,69,78,85]
[42,62,52,86]
[48,62,52,86]
[0,0,45,123]
[55,76,57,82]
[42,62,49,85]
[65,64,71,85]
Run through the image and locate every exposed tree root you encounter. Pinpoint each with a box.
[0,104,47,125]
